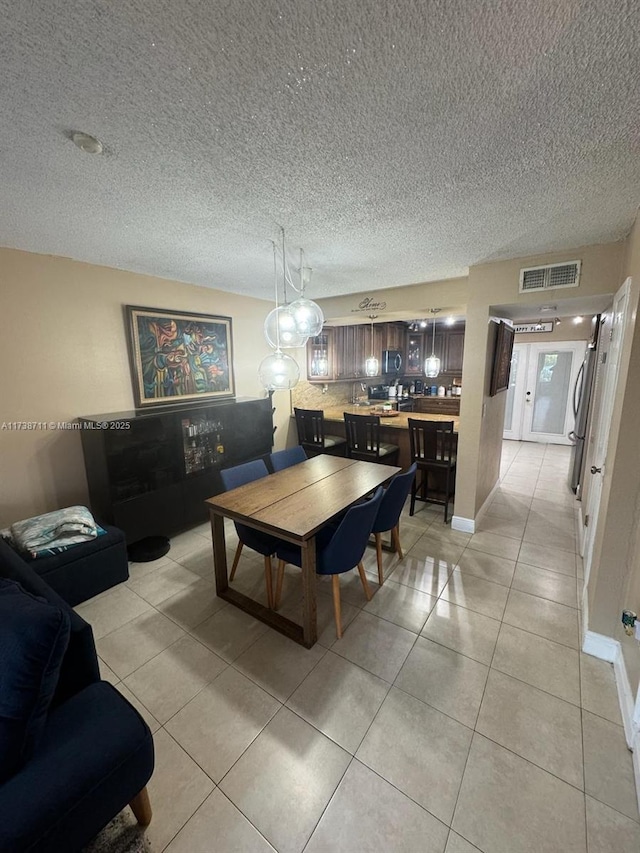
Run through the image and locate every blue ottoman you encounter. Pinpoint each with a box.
[16,525,129,607]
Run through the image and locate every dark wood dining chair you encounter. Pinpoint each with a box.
[407,419,456,522]
[220,460,282,608]
[294,408,347,457]
[273,488,384,638]
[370,463,417,584]
[343,412,400,466]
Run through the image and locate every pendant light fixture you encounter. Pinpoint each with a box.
[259,242,301,390]
[424,308,442,378]
[288,252,324,338]
[263,231,309,349]
[365,314,379,376]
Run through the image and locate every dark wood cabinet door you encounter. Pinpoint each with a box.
[405,333,424,374]
[307,328,335,380]
[384,323,406,351]
[413,397,460,415]
[444,330,465,373]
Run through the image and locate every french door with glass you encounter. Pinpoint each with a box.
[503,341,587,444]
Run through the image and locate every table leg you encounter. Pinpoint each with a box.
[301,535,317,647]
[210,511,228,596]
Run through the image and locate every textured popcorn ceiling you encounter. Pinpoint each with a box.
[0,0,639,300]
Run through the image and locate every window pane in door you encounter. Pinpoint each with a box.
[531,351,573,434]
[504,349,519,431]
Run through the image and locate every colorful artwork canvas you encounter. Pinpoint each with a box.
[126,306,235,407]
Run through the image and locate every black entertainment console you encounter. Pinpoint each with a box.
[79,397,274,544]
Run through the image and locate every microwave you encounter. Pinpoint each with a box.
[382,350,403,374]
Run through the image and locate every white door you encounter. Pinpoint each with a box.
[521,342,586,445]
[503,343,527,440]
[503,341,586,444]
[583,279,631,583]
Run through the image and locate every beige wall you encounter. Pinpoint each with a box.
[0,248,288,527]
[317,277,469,324]
[585,216,640,697]
[455,241,624,520]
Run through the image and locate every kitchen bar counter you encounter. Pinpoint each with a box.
[321,405,460,433]
[291,406,459,470]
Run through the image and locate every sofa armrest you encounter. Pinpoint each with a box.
[0,538,100,703]
[0,682,154,853]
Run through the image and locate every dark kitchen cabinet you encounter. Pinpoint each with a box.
[79,397,274,543]
[383,323,406,351]
[307,321,465,382]
[307,329,336,380]
[405,332,424,374]
[444,329,465,373]
[413,396,461,416]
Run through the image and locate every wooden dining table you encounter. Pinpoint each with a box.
[205,455,400,647]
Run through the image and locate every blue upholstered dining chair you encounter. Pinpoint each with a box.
[269,445,307,472]
[219,460,281,609]
[273,487,384,638]
[370,463,417,585]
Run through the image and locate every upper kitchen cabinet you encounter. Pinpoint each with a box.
[405,332,424,374]
[383,322,406,351]
[335,324,384,379]
[443,328,465,373]
[306,321,464,382]
[307,328,336,380]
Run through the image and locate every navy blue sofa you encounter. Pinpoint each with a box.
[0,538,155,852]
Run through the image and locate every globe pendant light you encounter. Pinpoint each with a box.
[264,305,308,348]
[264,233,310,349]
[258,348,300,390]
[287,254,324,337]
[259,241,301,390]
[364,315,379,376]
[424,309,441,378]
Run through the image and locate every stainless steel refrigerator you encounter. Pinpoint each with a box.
[568,315,601,494]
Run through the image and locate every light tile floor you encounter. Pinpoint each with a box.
[78,441,640,852]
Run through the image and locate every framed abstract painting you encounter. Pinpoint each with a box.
[126,306,235,407]
[489,320,515,396]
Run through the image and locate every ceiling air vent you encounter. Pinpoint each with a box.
[519,260,581,294]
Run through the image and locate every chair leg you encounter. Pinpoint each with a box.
[129,786,152,826]
[229,541,243,581]
[357,562,372,601]
[274,559,286,610]
[332,574,342,639]
[391,525,403,560]
[375,533,384,585]
[444,469,451,523]
[410,479,416,516]
[264,556,274,609]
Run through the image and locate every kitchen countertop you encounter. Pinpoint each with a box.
[315,405,460,432]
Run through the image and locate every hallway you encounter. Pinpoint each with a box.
[82,442,640,852]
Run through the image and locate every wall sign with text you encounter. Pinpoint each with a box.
[514,322,553,333]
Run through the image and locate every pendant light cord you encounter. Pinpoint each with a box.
[272,242,280,350]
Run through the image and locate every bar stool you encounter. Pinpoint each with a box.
[294,408,347,457]
[343,412,400,466]
[407,419,456,522]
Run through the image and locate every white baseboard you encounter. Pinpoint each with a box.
[582,629,618,662]
[614,648,637,750]
[451,516,475,533]
[583,629,640,814]
[451,478,501,534]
